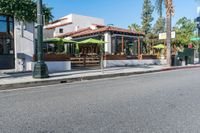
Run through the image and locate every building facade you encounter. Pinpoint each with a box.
[0,14,35,71]
[44,14,105,39]
[57,24,145,56]
[57,24,166,67]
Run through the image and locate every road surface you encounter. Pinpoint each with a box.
[0,68,200,133]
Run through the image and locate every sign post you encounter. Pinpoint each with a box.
[195,7,200,63]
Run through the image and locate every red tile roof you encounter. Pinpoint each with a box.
[45,22,72,30]
[55,27,92,37]
[47,17,68,25]
[56,26,144,38]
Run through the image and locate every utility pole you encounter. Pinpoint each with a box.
[197,7,200,64]
[33,0,49,78]
[197,19,200,64]
[166,12,172,66]
[196,7,200,64]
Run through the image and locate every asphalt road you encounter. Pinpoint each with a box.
[0,68,200,133]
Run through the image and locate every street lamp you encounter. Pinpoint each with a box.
[33,0,49,78]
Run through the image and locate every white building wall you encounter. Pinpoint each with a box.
[45,14,105,38]
[71,14,104,30]
[104,32,112,54]
[104,60,167,68]
[44,29,54,39]
[14,20,35,71]
[45,61,71,72]
[54,24,75,37]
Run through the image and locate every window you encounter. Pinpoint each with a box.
[0,21,7,32]
[0,15,14,55]
[0,16,6,21]
[59,28,63,33]
[0,15,14,33]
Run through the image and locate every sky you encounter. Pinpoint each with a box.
[43,0,200,28]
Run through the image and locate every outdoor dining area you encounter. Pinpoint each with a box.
[40,33,165,72]
[43,38,106,67]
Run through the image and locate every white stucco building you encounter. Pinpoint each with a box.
[0,15,35,71]
[44,14,105,39]
[14,21,35,71]
[0,14,74,72]
[0,14,105,72]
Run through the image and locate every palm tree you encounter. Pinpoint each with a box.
[156,0,174,66]
[128,23,143,32]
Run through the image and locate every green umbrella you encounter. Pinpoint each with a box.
[44,38,77,44]
[153,44,165,49]
[77,38,106,44]
[43,38,63,44]
[62,39,77,44]
[77,38,106,72]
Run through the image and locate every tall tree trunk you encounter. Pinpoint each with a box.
[166,11,171,66]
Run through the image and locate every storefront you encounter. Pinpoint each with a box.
[0,15,15,69]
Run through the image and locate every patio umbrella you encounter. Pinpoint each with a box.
[62,39,77,44]
[43,38,63,44]
[77,38,106,44]
[153,44,165,59]
[77,38,106,73]
[43,38,77,54]
[153,44,165,49]
[44,38,76,44]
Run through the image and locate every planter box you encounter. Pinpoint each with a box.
[33,54,70,61]
[142,55,157,59]
[103,55,164,68]
[33,54,71,72]
[104,59,166,67]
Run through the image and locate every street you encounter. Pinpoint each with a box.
[0,68,200,133]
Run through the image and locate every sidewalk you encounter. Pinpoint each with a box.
[0,64,200,90]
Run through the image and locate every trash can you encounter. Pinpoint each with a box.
[171,55,182,66]
[171,55,176,66]
[185,56,188,65]
[176,56,182,66]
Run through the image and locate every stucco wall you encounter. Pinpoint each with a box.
[44,29,54,39]
[104,60,167,67]
[104,32,112,54]
[14,20,35,71]
[72,14,104,29]
[32,61,71,73]
[52,14,105,37]
[45,61,71,72]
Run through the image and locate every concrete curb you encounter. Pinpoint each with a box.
[0,65,200,90]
